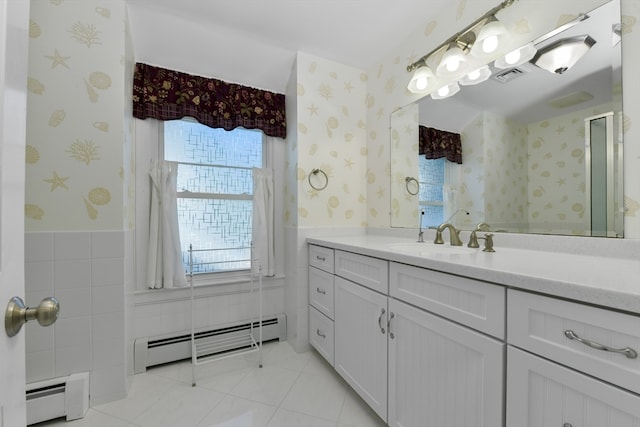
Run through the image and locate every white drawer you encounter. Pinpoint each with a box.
[335,250,388,294]
[309,306,334,366]
[390,262,505,339]
[309,245,334,273]
[309,266,334,319]
[508,289,640,394]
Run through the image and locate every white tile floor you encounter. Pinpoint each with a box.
[34,341,387,427]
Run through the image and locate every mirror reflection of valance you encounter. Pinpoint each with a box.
[133,63,286,138]
[418,125,462,164]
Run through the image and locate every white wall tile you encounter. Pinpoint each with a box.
[90,365,127,406]
[54,288,92,319]
[92,285,123,314]
[93,337,125,369]
[25,321,54,353]
[26,350,55,383]
[54,232,91,260]
[55,316,91,349]
[55,344,92,377]
[25,261,54,293]
[93,312,124,342]
[54,259,91,290]
[91,258,124,287]
[25,232,53,262]
[92,231,124,259]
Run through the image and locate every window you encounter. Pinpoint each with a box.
[419,157,445,228]
[164,120,263,275]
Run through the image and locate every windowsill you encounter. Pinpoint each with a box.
[133,273,286,306]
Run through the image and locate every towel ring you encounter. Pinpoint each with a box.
[308,168,328,191]
[405,176,419,196]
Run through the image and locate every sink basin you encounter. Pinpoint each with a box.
[389,242,475,256]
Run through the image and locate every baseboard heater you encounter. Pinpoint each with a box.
[134,314,286,373]
[26,372,89,425]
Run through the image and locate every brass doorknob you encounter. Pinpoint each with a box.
[5,296,60,337]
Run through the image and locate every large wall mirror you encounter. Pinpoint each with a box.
[390,0,623,237]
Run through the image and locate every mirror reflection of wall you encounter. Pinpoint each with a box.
[390,0,623,237]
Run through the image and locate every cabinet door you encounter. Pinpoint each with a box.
[335,277,388,422]
[507,346,640,427]
[388,299,504,427]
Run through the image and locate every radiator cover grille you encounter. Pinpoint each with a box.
[134,314,286,373]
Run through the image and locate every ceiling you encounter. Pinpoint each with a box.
[125,0,451,93]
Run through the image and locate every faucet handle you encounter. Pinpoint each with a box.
[467,230,480,248]
[480,233,495,252]
[476,222,491,231]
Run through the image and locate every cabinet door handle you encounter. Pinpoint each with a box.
[316,255,326,262]
[316,287,326,295]
[564,330,638,359]
[316,329,326,339]
[378,308,386,334]
[388,312,395,339]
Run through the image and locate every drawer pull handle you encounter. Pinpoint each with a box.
[564,330,638,359]
[316,256,326,262]
[378,308,386,334]
[316,287,326,295]
[563,424,573,427]
[388,312,395,339]
[316,329,326,339]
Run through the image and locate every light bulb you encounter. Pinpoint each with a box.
[504,49,521,65]
[482,35,499,53]
[415,76,428,91]
[467,69,481,80]
[446,59,460,73]
[438,86,450,97]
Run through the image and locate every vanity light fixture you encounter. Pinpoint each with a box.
[407,65,436,94]
[406,0,516,93]
[531,35,596,74]
[436,43,470,77]
[470,15,510,57]
[494,42,537,69]
[431,81,460,100]
[459,65,492,86]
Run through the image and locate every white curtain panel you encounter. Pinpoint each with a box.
[147,161,187,289]
[252,167,275,276]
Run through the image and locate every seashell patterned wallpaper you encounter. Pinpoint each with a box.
[365,0,640,239]
[287,52,368,227]
[25,0,132,231]
[23,0,640,239]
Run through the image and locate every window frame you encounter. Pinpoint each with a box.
[161,119,267,282]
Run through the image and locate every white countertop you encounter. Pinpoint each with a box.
[307,234,640,314]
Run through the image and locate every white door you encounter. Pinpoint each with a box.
[334,277,388,422]
[0,0,30,425]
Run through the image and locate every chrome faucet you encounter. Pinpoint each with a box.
[433,209,469,246]
[417,209,425,242]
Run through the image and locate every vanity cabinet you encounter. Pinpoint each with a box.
[335,276,388,420]
[308,245,335,365]
[506,289,640,426]
[308,238,640,427]
[310,244,505,426]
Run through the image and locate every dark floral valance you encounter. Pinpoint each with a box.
[133,63,286,138]
[418,125,463,164]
